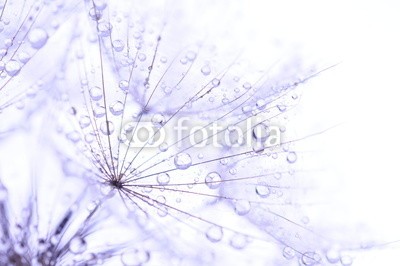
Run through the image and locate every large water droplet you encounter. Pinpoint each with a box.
[100,121,114,135]
[69,236,87,254]
[157,173,170,185]
[255,183,270,198]
[283,246,296,259]
[174,153,192,170]
[79,115,91,128]
[5,60,21,76]
[234,200,251,216]
[205,172,222,189]
[112,39,124,52]
[28,28,48,49]
[110,101,124,116]
[89,86,103,101]
[206,225,223,243]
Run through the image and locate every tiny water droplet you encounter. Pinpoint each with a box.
[201,65,211,75]
[110,101,124,116]
[234,200,251,216]
[100,121,114,135]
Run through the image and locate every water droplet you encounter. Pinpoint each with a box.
[121,249,150,266]
[97,22,112,37]
[186,50,197,61]
[256,99,266,109]
[326,249,340,263]
[151,113,165,125]
[112,39,125,52]
[69,236,87,254]
[230,234,248,249]
[119,80,129,92]
[138,53,146,61]
[212,78,220,87]
[283,246,296,259]
[277,104,287,112]
[206,225,223,243]
[287,151,297,163]
[100,121,114,135]
[255,183,270,198]
[157,173,170,185]
[174,153,192,170]
[93,105,105,118]
[242,82,252,90]
[67,131,80,143]
[252,124,269,142]
[110,101,124,116]
[5,60,21,76]
[234,200,251,216]
[89,7,102,20]
[160,56,167,63]
[89,86,103,101]
[159,142,168,152]
[28,28,48,49]
[301,252,321,265]
[79,115,91,128]
[201,65,211,75]
[341,255,353,266]
[205,172,222,189]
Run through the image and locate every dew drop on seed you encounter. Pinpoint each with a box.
[5,60,21,76]
[174,153,192,169]
[93,105,106,118]
[212,78,220,87]
[255,183,270,198]
[205,172,222,189]
[159,142,168,152]
[256,99,266,109]
[138,53,146,61]
[160,56,167,63]
[201,65,211,75]
[151,113,165,125]
[97,22,112,37]
[28,28,48,49]
[234,200,251,216]
[89,86,103,101]
[206,225,223,243]
[79,115,91,128]
[286,151,297,163]
[341,255,353,266]
[186,50,197,61]
[301,252,321,265]
[283,246,296,259]
[277,104,287,112]
[121,249,150,266]
[69,236,87,254]
[66,131,80,143]
[230,234,248,249]
[119,80,129,92]
[157,173,170,185]
[112,39,125,52]
[325,249,340,263]
[100,121,114,135]
[110,101,124,116]
[89,7,102,20]
[252,124,269,142]
[242,82,252,90]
